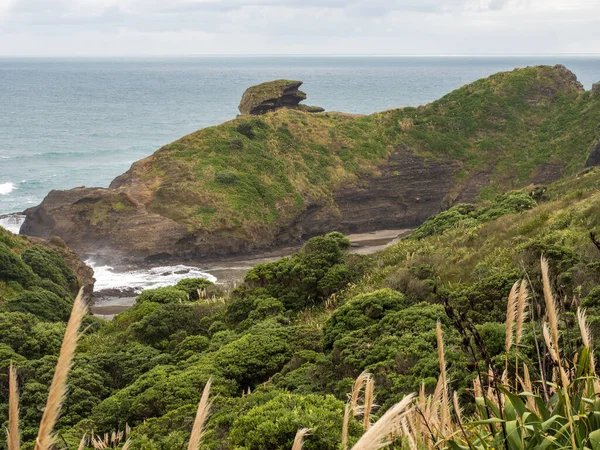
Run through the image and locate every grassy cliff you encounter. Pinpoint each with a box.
[116,65,598,234]
[22,65,600,260]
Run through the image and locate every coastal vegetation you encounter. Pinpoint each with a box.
[4,163,600,447]
[3,65,600,448]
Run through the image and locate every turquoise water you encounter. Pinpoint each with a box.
[1,56,599,214]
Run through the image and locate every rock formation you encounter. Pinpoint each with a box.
[22,65,600,264]
[238,80,324,115]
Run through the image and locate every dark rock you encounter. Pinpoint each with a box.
[585,140,600,167]
[238,80,323,115]
[297,104,325,113]
[592,82,600,97]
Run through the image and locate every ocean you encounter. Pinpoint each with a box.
[1,56,600,216]
[1,55,599,301]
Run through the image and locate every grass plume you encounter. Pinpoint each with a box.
[291,428,310,450]
[363,376,375,431]
[504,281,519,377]
[34,288,87,450]
[342,403,351,450]
[187,378,212,450]
[350,372,371,415]
[350,394,415,450]
[7,361,20,450]
[436,320,449,436]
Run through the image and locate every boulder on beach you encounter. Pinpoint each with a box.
[238,79,324,116]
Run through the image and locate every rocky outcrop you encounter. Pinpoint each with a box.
[585,140,600,168]
[22,65,600,264]
[238,80,323,115]
[593,82,600,98]
[21,150,460,264]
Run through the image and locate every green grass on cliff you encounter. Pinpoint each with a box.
[101,66,600,239]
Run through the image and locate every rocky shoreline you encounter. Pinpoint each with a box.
[90,228,410,318]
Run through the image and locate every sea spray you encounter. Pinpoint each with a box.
[0,182,16,195]
[88,261,217,294]
[0,214,25,234]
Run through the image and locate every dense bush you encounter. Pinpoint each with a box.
[175,277,214,300]
[135,286,188,305]
[243,232,354,311]
[323,289,405,348]
[410,190,536,240]
[21,245,78,295]
[228,393,357,450]
[2,289,72,322]
[0,242,39,288]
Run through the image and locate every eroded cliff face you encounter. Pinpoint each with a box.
[21,149,459,262]
[22,66,600,263]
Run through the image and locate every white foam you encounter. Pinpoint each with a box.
[0,182,15,195]
[0,214,25,234]
[87,260,218,294]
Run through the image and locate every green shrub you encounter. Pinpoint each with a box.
[136,287,188,305]
[21,245,78,294]
[130,302,218,347]
[2,289,71,322]
[323,288,405,349]
[215,171,239,184]
[0,242,39,288]
[244,232,356,311]
[175,277,214,300]
[228,393,359,450]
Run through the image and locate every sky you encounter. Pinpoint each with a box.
[0,0,599,56]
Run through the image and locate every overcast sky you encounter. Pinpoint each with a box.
[0,0,599,56]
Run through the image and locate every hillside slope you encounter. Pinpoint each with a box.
[6,167,600,449]
[22,65,600,262]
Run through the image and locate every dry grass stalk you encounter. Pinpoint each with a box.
[514,280,529,385]
[351,372,371,415]
[291,428,310,450]
[541,257,576,448]
[435,320,449,436]
[34,289,87,450]
[472,376,482,400]
[400,418,417,450]
[515,280,529,347]
[76,435,87,450]
[121,440,131,450]
[520,363,537,412]
[350,394,415,450]
[505,281,519,357]
[7,361,20,450]
[541,258,561,358]
[577,307,596,374]
[187,378,212,450]
[452,391,463,425]
[341,403,351,450]
[363,376,375,431]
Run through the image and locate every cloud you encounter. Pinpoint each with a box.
[0,0,598,55]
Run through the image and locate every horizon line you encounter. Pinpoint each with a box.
[1,53,600,59]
